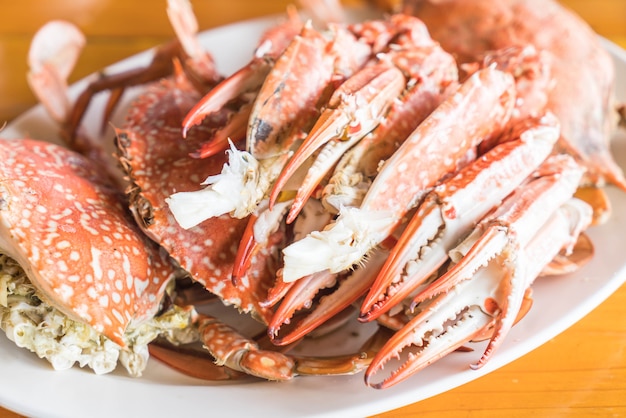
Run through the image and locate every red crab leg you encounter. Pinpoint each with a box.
[189,102,251,158]
[272,20,460,222]
[360,113,560,322]
[365,159,592,389]
[67,0,220,141]
[413,155,587,307]
[148,341,247,381]
[231,199,292,284]
[181,6,302,136]
[281,66,516,282]
[246,22,370,160]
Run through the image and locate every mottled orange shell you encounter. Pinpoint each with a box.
[0,139,178,346]
[116,74,279,323]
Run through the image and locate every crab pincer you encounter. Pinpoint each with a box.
[359,113,561,322]
[281,65,516,283]
[364,154,593,389]
[267,60,406,221]
[269,14,459,223]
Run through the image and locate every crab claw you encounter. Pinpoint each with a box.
[281,66,516,282]
[364,155,592,389]
[182,7,303,153]
[269,248,388,345]
[414,154,587,307]
[268,61,406,219]
[360,113,560,322]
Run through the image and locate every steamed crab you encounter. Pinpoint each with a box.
[7,0,622,389]
[0,139,194,376]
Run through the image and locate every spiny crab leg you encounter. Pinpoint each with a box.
[363,155,591,389]
[281,66,516,282]
[321,59,458,212]
[359,113,560,322]
[271,17,460,222]
[414,154,588,308]
[181,0,350,139]
[368,198,593,389]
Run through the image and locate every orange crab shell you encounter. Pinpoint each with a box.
[115,73,281,323]
[0,139,178,347]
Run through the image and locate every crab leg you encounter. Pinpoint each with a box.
[271,18,459,222]
[196,313,392,380]
[363,155,591,389]
[231,199,292,284]
[189,102,252,159]
[359,113,560,322]
[322,59,458,212]
[67,0,220,141]
[414,154,587,307]
[281,66,516,282]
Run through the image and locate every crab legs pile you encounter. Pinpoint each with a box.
[2,0,622,389]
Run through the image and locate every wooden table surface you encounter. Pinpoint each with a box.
[1,1,625,417]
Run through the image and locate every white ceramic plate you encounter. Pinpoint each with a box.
[2,12,626,418]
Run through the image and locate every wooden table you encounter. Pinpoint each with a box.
[0,1,625,417]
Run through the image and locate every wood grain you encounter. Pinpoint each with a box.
[0,1,625,417]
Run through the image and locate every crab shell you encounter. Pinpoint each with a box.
[115,72,280,323]
[0,139,178,347]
